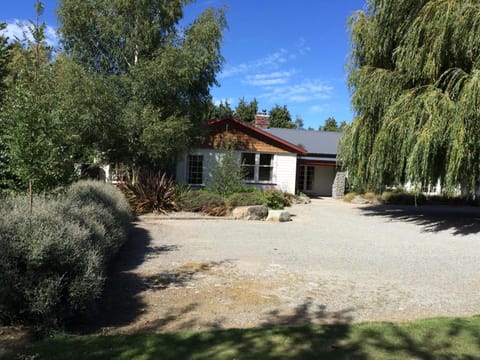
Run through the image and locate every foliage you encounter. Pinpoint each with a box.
[342,0,480,196]
[177,190,227,215]
[262,189,292,209]
[212,99,234,118]
[57,0,227,169]
[321,117,340,131]
[119,170,177,214]
[0,181,132,328]
[343,192,358,203]
[234,97,258,123]
[269,104,295,128]
[1,4,78,192]
[0,22,11,102]
[227,190,265,208]
[6,316,480,359]
[294,115,304,129]
[208,142,247,197]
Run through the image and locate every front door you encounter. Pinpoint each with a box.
[297,165,314,192]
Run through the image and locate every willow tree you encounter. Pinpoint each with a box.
[341,0,480,197]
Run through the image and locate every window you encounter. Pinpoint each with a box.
[188,155,203,185]
[298,165,314,191]
[241,153,273,182]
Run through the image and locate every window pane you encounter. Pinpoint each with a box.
[241,153,255,165]
[259,166,272,181]
[188,155,203,185]
[306,166,314,190]
[243,165,255,181]
[298,166,305,191]
[259,154,272,166]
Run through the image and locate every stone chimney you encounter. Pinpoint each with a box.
[254,111,270,129]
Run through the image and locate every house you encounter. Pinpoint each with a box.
[176,114,343,196]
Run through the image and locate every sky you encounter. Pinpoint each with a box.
[1,0,366,130]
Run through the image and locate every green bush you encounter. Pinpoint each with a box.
[262,189,292,209]
[177,191,227,215]
[0,181,132,328]
[227,191,265,208]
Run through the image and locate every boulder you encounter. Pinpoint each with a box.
[232,205,269,220]
[266,210,291,222]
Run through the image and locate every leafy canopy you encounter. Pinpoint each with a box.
[57,0,227,169]
[341,0,480,196]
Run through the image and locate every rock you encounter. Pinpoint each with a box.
[232,205,269,220]
[266,210,291,222]
[351,195,369,204]
[294,194,311,204]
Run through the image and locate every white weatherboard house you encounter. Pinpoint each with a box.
[176,115,343,196]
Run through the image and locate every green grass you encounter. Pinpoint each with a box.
[2,316,480,359]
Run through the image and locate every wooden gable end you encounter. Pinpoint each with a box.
[205,120,295,154]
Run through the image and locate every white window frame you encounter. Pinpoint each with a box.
[241,152,274,183]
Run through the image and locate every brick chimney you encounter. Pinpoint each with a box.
[254,111,270,129]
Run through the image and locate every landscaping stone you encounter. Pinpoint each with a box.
[294,194,311,204]
[232,205,268,220]
[351,195,369,204]
[266,210,291,222]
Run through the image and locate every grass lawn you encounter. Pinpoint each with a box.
[2,316,480,359]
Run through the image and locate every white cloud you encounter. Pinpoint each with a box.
[260,79,333,103]
[2,20,58,47]
[220,45,302,79]
[242,70,295,87]
[309,105,327,113]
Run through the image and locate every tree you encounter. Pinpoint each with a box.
[294,115,304,129]
[58,0,227,170]
[321,117,339,131]
[341,0,480,196]
[269,104,295,128]
[1,2,77,192]
[234,97,258,123]
[0,23,11,103]
[216,100,233,117]
[0,23,15,192]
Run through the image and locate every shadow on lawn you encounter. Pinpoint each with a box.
[32,302,480,359]
[359,204,480,235]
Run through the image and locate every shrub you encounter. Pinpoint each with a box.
[208,142,247,197]
[262,189,292,209]
[119,170,176,214]
[343,192,358,202]
[177,191,227,215]
[381,191,426,205]
[227,191,265,208]
[0,181,132,328]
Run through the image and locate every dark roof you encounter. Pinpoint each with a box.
[207,117,308,155]
[264,128,342,155]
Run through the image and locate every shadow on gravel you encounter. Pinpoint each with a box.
[359,204,480,235]
[70,221,180,333]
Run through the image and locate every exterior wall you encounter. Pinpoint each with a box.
[208,127,292,154]
[270,153,297,194]
[312,166,336,196]
[176,149,297,194]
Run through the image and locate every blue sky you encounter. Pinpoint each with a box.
[2,0,365,129]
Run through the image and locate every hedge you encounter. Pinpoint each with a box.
[0,181,132,328]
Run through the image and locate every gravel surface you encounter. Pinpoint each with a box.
[98,198,480,334]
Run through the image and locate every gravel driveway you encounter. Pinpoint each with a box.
[98,198,480,334]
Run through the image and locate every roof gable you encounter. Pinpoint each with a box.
[207,117,308,155]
